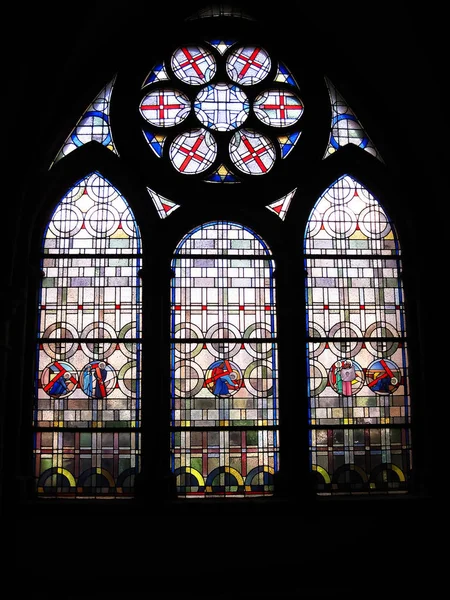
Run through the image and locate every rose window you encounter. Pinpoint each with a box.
[140,43,304,180]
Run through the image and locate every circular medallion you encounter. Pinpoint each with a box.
[328,359,364,396]
[205,359,242,397]
[194,83,249,131]
[365,358,401,394]
[79,361,117,399]
[41,361,78,398]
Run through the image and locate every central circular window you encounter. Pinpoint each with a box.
[194,83,250,131]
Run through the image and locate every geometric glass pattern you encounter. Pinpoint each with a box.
[140,89,191,127]
[229,129,276,175]
[143,131,167,158]
[147,186,180,219]
[169,129,218,174]
[324,77,383,162]
[51,77,118,167]
[304,174,411,494]
[34,172,142,497]
[170,221,279,497]
[226,46,271,85]
[266,188,297,220]
[277,131,301,158]
[171,46,217,85]
[206,40,236,55]
[194,83,250,131]
[142,62,170,88]
[254,89,304,127]
[274,61,298,87]
[204,164,240,183]
[140,42,304,180]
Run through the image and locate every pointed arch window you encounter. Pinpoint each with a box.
[25,5,421,503]
[33,172,142,497]
[170,221,279,497]
[305,174,411,494]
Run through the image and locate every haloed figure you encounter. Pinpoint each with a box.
[340,360,356,396]
[83,361,108,398]
[48,371,72,397]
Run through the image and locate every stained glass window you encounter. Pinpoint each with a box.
[28,5,420,504]
[34,172,142,497]
[170,222,279,497]
[305,174,411,494]
[139,43,304,181]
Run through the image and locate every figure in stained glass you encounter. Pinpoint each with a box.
[41,361,78,398]
[366,358,401,394]
[80,361,115,398]
[205,359,242,396]
[329,359,363,396]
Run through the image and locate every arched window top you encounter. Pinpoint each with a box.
[174,220,272,256]
[43,172,141,255]
[324,77,383,162]
[51,77,118,168]
[46,9,386,202]
[304,174,399,256]
[170,217,278,498]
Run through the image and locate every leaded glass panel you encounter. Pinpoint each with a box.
[170,221,279,497]
[305,174,411,494]
[34,172,142,498]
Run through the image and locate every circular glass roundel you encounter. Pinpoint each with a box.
[74,112,111,145]
[254,89,304,127]
[229,129,276,175]
[322,205,357,238]
[84,204,121,237]
[48,204,84,237]
[226,46,271,85]
[169,128,217,174]
[357,206,392,239]
[204,359,242,397]
[41,361,78,398]
[331,115,367,150]
[171,46,217,85]
[365,358,401,394]
[194,83,249,131]
[139,89,191,127]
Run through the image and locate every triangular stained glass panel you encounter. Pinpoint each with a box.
[324,76,383,162]
[266,188,297,220]
[147,187,180,219]
[142,63,170,88]
[204,164,240,183]
[277,131,301,158]
[51,77,119,168]
[206,40,236,54]
[143,131,167,158]
[274,61,298,87]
